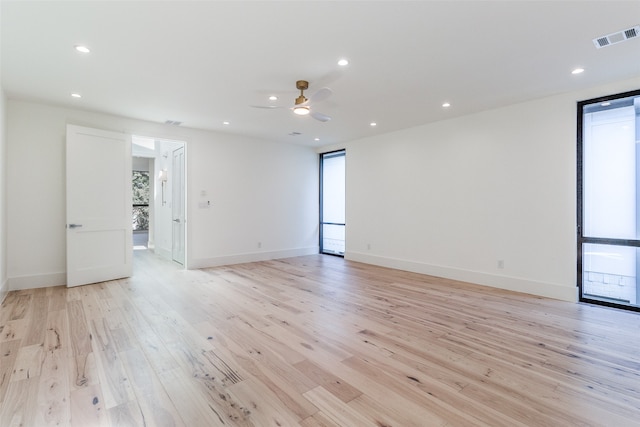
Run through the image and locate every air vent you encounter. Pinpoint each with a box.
[164,120,182,126]
[593,25,640,48]
[288,131,302,136]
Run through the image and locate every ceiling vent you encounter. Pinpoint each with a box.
[593,25,639,48]
[164,120,182,126]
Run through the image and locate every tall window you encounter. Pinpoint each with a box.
[320,150,345,256]
[578,89,640,311]
[132,170,150,231]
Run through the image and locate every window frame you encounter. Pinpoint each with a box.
[577,88,640,312]
[319,149,346,257]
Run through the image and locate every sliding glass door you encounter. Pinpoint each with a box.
[578,89,640,311]
[320,150,345,256]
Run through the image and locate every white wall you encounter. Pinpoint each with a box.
[187,131,319,268]
[7,77,640,300]
[0,87,7,303]
[335,76,640,302]
[6,100,318,289]
[0,0,7,301]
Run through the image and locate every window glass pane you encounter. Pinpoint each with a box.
[583,243,638,307]
[322,154,345,224]
[583,105,636,239]
[132,171,150,204]
[132,206,149,231]
[322,224,345,256]
[132,171,149,231]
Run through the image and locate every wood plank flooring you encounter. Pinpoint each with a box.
[2,250,640,426]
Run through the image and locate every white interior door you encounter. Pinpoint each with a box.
[172,146,185,265]
[66,125,133,287]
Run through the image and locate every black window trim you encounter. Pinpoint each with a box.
[577,88,640,312]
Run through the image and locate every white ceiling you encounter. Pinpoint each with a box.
[2,1,639,147]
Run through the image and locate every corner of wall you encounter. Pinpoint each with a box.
[189,246,319,270]
[0,79,7,304]
[0,279,8,305]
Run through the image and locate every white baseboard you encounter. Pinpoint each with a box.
[8,272,66,291]
[0,277,8,304]
[346,251,578,302]
[189,246,319,270]
[153,247,172,262]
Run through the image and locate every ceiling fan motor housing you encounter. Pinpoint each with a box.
[295,80,309,105]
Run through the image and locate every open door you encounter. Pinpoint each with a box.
[66,125,133,287]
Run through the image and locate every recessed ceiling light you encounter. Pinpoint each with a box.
[572,68,585,75]
[601,102,611,106]
[223,121,230,125]
[269,95,278,101]
[71,93,82,98]
[314,137,320,141]
[75,45,90,53]
[442,102,451,108]
[338,59,349,66]
[370,122,377,127]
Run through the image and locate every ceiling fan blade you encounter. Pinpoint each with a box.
[309,87,332,103]
[250,105,284,109]
[311,111,332,122]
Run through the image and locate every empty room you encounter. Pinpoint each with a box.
[1,1,640,426]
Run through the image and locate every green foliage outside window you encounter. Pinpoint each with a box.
[132,171,150,231]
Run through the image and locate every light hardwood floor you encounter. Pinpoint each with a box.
[2,250,640,426]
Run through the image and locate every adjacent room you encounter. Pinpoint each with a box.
[1,1,640,426]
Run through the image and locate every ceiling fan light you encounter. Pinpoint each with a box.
[293,106,310,116]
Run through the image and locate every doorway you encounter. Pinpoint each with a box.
[132,157,152,250]
[320,150,346,256]
[578,89,640,311]
[132,136,186,266]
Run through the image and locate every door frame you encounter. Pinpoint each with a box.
[132,136,187,268]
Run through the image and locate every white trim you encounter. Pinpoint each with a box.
[8,272,66,291]
[189,246,319,269]
[153,247,173,263]
[346,251,578,302]
[0,278,8,303]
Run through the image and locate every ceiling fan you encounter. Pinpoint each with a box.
[252,80,332,122]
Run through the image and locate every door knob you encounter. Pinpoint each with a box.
[68,224,83,229]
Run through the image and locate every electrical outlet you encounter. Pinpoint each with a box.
[258,241,262,249]
[497,260,504,269]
